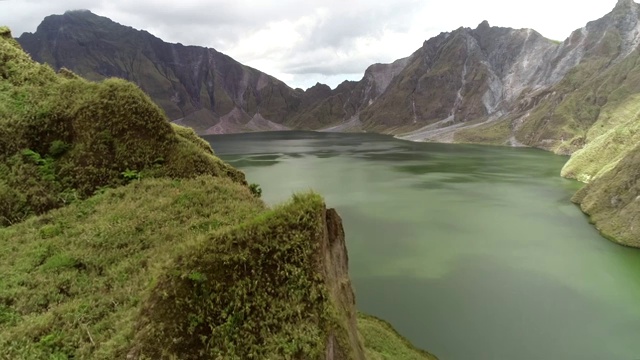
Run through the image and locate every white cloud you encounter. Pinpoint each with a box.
[0,0,621,89]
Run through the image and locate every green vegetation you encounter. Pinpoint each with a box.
[358,314,438,360]
[0,177,264,359]
[131,192,358,359]
[1,27,436,359]
[516,47,640,155]
[453,117,512,145]
[561,93,640,182]
[572,142,640,248]
[0,27,243,226]
[249,182,263,197]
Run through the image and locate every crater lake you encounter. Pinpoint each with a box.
[206,131,640,360]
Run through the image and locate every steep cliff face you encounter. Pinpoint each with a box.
[358,24,562,136]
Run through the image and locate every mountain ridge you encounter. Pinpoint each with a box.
[15,2,640,141]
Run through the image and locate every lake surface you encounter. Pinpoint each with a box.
[205,131,640,360]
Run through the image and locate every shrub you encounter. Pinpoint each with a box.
[249,183,262,197]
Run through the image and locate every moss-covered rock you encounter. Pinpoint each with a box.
[0,177,434,359]
[131,193,365,359]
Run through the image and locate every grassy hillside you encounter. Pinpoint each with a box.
[0,177,437,359]
[0,26,437,359]
[0,177,264,359]
[0,26,243,226]
[572,142,640,248]
[560,91,640,182]
[358,314,438,360]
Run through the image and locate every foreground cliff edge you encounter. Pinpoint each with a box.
[0,28,437,359]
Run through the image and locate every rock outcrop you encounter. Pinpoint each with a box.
[130,195,367,359]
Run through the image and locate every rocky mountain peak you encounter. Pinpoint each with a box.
[476,20,491,31]
[615,0,637,9]
[64,9,93,16]
[609,0,639,20]
[593,0,640,60]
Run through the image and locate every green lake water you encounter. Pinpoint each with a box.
[205,131,640,360]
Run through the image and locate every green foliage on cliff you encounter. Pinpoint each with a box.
[561,92,640,182]
[572,142,640,248]
[0,177,264,359]
[0,28,244,226]
[358,313,438,360]
[131,193,350,359]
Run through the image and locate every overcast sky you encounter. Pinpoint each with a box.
[0,0,621,89]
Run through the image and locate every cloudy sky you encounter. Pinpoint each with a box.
[0,0,620,89]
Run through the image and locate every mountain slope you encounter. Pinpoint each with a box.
[16,10,417,134]
[360,0,640,148]
[507,0,640,154]
[17,10,302,134]
[572,142,640,248]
